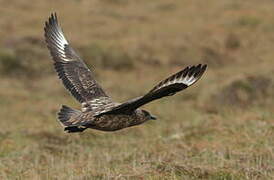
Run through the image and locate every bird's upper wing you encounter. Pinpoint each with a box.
[95,64,207,116]
[44,13,111,107]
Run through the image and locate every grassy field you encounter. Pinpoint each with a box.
[0,0,274,179]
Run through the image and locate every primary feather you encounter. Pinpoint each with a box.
[44,13,112,108]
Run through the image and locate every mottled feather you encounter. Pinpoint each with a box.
[44,13,111,106]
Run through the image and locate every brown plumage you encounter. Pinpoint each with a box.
[44,13,207,133]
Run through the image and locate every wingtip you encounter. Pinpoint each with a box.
[202,64,208,69]
[50,12,57,19]
[53,12,58,23]
[185,63,206,79]
[201,64,207,73]
[195,63,207,69]
[47,12,58,25]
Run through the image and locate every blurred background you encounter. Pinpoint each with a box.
[0,0,273,179]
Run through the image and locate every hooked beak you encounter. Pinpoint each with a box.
[150,115,157,120]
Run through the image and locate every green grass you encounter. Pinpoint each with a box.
[0,0,274,179]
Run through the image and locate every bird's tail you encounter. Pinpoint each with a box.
[57,105,87,133]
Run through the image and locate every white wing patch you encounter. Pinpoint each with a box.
[54,31,68,58]
[180,74,197,86]
[52,25,70,61]
[45,13,71,62]
[151,64,207,92]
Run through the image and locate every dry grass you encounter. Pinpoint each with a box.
[0,0,274,179]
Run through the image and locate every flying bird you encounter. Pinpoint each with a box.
[44,13,207,133]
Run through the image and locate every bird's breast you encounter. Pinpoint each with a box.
[91,113,139,131]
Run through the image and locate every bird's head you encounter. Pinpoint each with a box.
[130,109,157,127]
[140,109,157,121]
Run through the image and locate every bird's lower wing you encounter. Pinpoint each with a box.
[44,13,110,105]
[95,64,207,116]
